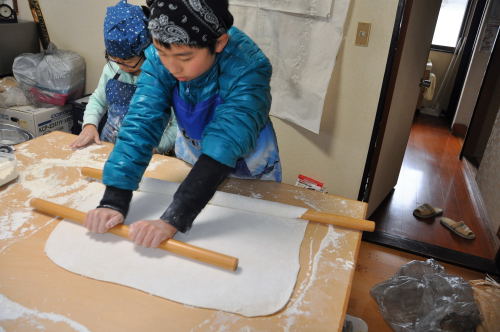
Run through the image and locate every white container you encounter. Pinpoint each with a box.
[0,152,18,187]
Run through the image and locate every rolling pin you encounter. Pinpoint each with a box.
[81,167,375,232]
[30,198,238,271]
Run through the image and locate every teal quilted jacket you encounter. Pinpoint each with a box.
[103,27,272,190]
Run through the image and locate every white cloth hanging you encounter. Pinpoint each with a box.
[230,0,351,133]
[231,0,334,18]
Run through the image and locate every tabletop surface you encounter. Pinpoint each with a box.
[0,131,367,332]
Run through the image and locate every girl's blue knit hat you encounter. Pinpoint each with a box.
[104,0,151,58]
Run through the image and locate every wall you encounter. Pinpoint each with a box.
[273,0,399,198]
[477,109,500,237]
[474,32,500,237]
[17,0,400,200]
[453,0,499,128]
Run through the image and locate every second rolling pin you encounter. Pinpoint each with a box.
[81,167,375,232]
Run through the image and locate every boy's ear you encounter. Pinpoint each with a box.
[215,34,229,53]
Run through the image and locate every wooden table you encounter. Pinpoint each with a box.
[0,131,367,332]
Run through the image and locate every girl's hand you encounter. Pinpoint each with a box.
[69,124,101,149]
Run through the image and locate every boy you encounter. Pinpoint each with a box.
[85,0,281,248]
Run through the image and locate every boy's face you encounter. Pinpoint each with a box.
[153,35,228,82]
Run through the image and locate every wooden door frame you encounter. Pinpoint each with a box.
[357,0,413,202]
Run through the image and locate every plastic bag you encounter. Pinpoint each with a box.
[0,77,30,108]
[12,43,85,106]
[370,259,481,332]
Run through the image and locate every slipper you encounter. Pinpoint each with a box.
[439,217,476,240]
[413,203,443,219]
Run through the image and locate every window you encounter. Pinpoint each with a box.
[432,0,470,51]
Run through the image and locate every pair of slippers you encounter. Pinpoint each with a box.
[413,203,475,240]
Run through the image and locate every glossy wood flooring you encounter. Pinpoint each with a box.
[370,114,496,259]
[347,242,486,331]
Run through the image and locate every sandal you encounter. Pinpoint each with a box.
[413,203,443,219]
[439,217,475,240]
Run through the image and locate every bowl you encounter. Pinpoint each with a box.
[0,151,18,186]
[0,123,34,145]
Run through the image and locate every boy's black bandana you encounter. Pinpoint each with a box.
[149,0,233,46]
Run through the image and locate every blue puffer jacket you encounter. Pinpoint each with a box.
[103,27,272,190]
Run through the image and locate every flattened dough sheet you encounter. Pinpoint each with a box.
[45,188,308,316]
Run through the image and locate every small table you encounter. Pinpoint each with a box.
[0,131,367,331]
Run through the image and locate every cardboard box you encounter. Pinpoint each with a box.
[0,105,73,137]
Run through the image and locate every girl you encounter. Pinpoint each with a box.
[70,0,177,154]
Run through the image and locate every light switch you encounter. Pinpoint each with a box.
[355,22,371,47]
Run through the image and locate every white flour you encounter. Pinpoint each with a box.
[0,294,91,332]
[280,225,351,330]
[2,140,357,330]
[0,158,17,187]
[0,144,107,249]
[189,225,354,331]
[0,144,106,329]
[18,145,106,202]
[0,211,34,241]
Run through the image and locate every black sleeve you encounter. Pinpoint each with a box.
[97,186,133,217]
[160,154,233,233]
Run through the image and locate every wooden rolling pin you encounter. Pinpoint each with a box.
[30,198,238,271]
[81,167,375,232]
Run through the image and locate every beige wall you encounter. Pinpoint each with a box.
[477,109,500,238]
[274,0,399,198]
[17,0,400,200]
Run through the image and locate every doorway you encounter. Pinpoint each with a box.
[359,0,499,273]
[358,0,442,216]
[368,113,497,257]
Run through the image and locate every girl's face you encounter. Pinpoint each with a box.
[153,34,228,82]
[108,55,144,75]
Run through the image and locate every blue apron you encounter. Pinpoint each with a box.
[173,86,282,181]
[100,73,137,143]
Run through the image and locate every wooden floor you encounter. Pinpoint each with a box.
[370,114,496,259]
[347,242,486,331]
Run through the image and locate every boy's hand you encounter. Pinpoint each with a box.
[129,220,177,248]
[70,124,101,149]
[84,207,124,233]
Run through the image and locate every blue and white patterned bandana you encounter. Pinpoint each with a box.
[148,0,233,46]
[104,0,151,58]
